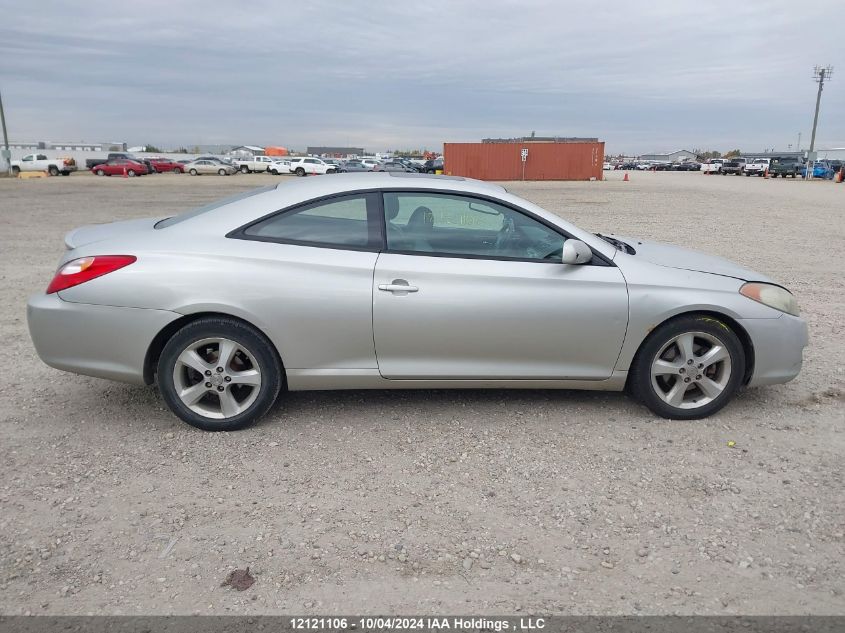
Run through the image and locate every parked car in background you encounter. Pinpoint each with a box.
[801,161,836,179]
[147,158,185,173]
[767,157,802,178]
[184,160,237,176]
[422,158,444,173]
[268,159,292,175]
[360,158,383,170]
[720,158,746,175]
[373,161,417,172]
[340,160,372,172]
[672,162,701,171]
[603,162,613,171]
[27,173,807,431]
[11,154,78,176]
[701,159,726,174]
[85,153,155,174]
[744,158,770,177]
[196,156,236,166]
[90,159,149,177]
[287,157,337,176]
[235,156,276,174]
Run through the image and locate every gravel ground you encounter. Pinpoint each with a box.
[0,171,843,616]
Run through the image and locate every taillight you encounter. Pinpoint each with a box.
[46,255,136,294]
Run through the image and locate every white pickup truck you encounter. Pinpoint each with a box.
[744,157,770,177]
[234,155,277,173]
[700,158,726,175]
[11,153,78,176]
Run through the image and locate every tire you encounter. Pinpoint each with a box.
[327,168,336,174]
[240,165,249,174]
[127,170,136,177]
[173,168,183,174]
[745,172,750,176]
[218,169,226,176]
[157,317,283,431]
[295,167,305,177]
[189,169,198,176]
[628,314,745,420]
[96,169,105,176]
[11,166,20,176]
[270,169,278,175]
[61,171,70,176]
[48,165,59,176]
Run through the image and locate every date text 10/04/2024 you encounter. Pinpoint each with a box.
[289,616,546,630]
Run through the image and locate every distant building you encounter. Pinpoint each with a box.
[307,146,364,158]
[6,140,126,152]
[638,150,696,162]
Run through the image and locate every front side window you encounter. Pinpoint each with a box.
[383,192,565,262]
[243,193,379,249]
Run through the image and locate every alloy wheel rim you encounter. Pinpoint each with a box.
[650,331,732,409]
[172,337,262,419]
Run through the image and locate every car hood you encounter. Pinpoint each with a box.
[64,217,161,250]
[613,237,775,283]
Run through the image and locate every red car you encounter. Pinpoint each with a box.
[147,157,184,173]
[90,159,149,177]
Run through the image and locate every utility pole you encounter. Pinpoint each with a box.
[0,87,11,177]
[796,132,801,152]
[807,66,833,179]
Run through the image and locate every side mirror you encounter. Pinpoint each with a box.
[562,239,593,265]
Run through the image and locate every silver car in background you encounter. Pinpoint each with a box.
[27,173,807,431]
[184,159,237,176]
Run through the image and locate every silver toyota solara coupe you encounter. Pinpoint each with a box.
[27,173,807,431]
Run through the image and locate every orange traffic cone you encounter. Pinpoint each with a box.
[123,167,128,178]
[763,168,769,179]
[623,172,629,182]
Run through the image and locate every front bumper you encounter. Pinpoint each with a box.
[741,313,808,387]
[27,293,181,385]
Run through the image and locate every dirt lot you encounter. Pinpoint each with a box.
[0,171,843,616]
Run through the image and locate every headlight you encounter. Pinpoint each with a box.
[740,282,799,316]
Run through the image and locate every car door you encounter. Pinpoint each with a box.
[230,192,384,370]
[372,191,629,380]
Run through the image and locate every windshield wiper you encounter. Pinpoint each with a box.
[595,233,635,254]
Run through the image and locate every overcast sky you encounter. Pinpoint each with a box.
[1,1,843,154]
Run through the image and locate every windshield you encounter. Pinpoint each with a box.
[155,185,276,228]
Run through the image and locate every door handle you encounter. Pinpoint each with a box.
[378,281,419,293]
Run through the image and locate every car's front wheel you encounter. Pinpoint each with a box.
[157,317,283,431]
[629,314,745,419]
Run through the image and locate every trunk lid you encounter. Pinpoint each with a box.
[64,218,161,250]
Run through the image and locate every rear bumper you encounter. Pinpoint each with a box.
[27,293,181,385]
[741,314,808,387]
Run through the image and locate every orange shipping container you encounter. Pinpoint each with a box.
[444,141,604,181]
[265,146,288,156]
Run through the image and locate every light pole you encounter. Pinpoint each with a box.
[0,87,11,177]
[807,65,833,179]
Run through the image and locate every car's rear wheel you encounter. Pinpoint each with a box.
[96,169,105,176]
[173,168,183,174]
[189,169,198,176]
[218,168,226,176]
[48,165,59,176]
[295,167,305,176]
[240,165,249,173]
[127,169,136,177]
[629,314,745,420]
[157,317,283,431]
